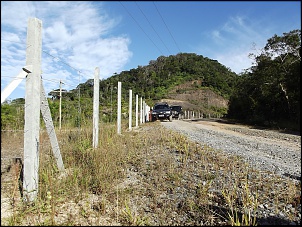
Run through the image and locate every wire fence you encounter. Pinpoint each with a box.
[1,16,216,203]
[1,33,147,197]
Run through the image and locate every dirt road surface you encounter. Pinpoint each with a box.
[161,119,301,182]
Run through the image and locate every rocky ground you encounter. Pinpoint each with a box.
[161,119,301,182]
[120,119,301,225]
[1,119,301,225]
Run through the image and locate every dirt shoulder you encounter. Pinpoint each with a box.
[189,119,301,151]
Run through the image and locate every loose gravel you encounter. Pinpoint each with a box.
[1,119,301,226]
[119,120,301,225]
[161,119,301,182]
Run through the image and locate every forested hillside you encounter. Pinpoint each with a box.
[1,52,237,129]
[227,29,300,131]
[104,53,237,100]
[1,29,300,132]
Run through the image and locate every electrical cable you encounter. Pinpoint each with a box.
[135,2,171,55]
[153,1,181,53]
[119,1,164,55]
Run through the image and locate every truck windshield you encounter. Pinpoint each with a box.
[171,106,181,111]
[154,105,170,110]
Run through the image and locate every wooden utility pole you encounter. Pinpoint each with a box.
[23,18,42,203]
[59,80,64,130]
[110,85,113,122]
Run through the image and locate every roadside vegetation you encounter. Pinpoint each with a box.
[227,29,300,131]
[1,28,300,225]
[1,120,300,225]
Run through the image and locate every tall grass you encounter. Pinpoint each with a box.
[1,120,300,225]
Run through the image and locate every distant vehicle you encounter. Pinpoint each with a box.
[170,105,183,119]
[151,102,172,122]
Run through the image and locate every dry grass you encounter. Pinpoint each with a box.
[1,120,301,225]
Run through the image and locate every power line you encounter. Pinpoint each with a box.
[153,1,181,53]
[119,1,164,56]
[41,77,77,89]
[42,50,84,76]
[135,2,171,55]
[41,50,82,129]
[1,38,32,50]
[41,77,61,84]
[1,39,85,105]
[1,38,90,79]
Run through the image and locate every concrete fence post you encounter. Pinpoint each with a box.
[117,82,122,134]
[93,67,100,148]
[142,100,145,124]
[140,97,143,124]
[135,94,138,127]
[128,89,132,131]
[23,17,42,203]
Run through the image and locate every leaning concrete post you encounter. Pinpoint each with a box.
[23,18,42,203]
[40,80,65,172]
[1,66,31,104]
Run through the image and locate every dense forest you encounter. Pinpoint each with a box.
[1,29,300,131]
[227,29,300,131]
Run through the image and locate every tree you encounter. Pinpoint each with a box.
[228,29,300,129]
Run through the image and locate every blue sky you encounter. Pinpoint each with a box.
[1,1,301,101]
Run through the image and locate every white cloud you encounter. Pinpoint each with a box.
[1,1,133,100]
[197,14,268,74]
[1,1,36,32]
[215,50,254,73]
[1,32,23,43]
[44,21,72,49]
[211,30,224,44]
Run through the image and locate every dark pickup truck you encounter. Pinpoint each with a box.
[170,105,183,119]
[151,102,172,122]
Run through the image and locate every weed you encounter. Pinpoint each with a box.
[121,199,149,226]
[1,121,300,225]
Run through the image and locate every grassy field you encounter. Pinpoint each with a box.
[1,120,300,225]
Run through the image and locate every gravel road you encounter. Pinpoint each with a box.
[1,120,301,225]
[161,119,301,182]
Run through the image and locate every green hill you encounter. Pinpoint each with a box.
[74,53,238,117]
[3,28,299,132]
